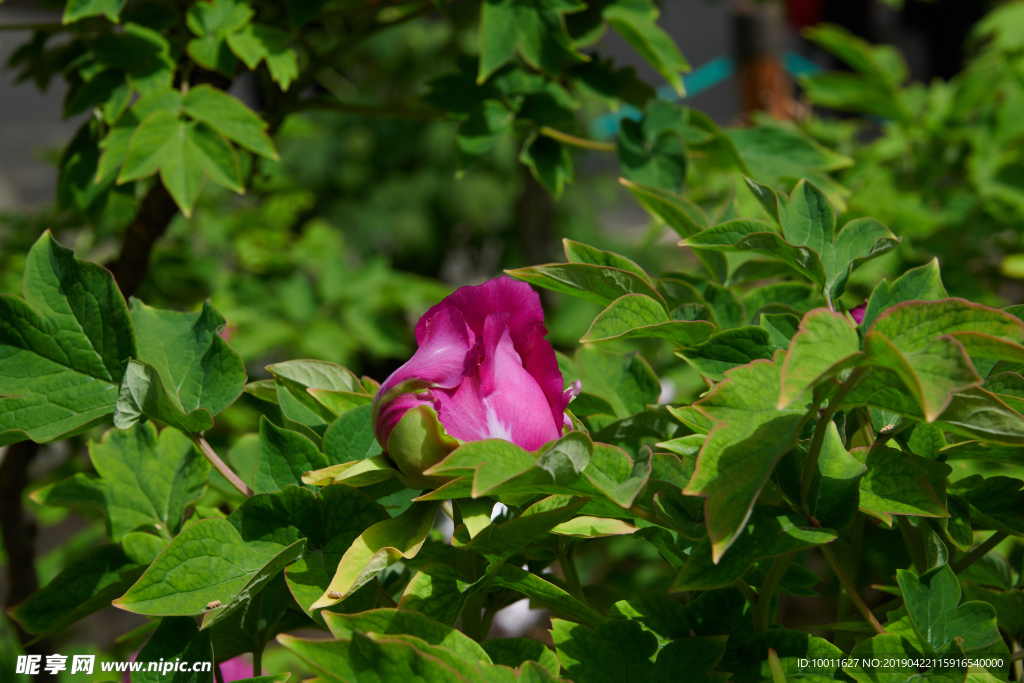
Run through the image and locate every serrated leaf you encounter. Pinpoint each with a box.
[681,219,828,288]
[897,564,1001,654]
[183,85,277,159]
[581,294,715,347]
[114,518,305,617]
[9,544,142,638]
[477,0,587,82]
[519,134,574,198]
[227,24,298,90]
[851,447,950,525]
[131,616,213,683]
[118,111,243,216]
[576,345,660,418]
[673,506,836,590]
[113,360,215,432]
[602,0,689,94]
[506,262,667,310]
[861,259,948,331]
[684,353,813,561]
[32,423,208,541]
[254,417,329,493]
[0,232,136,445]
[676,326,775,381]
[322,609,491,664]
[778,309,862,408]
[130,298,246,419]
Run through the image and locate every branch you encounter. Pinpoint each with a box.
[753,553,795,632]
[539,126,616,152]
[950,532,1007,574]
[821,545,885,636]
[0,22,63,32]
[189,435,253,497]
[110,183,179,298]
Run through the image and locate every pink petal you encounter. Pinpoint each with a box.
[850,302,867,325]
[415,277,566,436]
[434,313,562,450]
[373,306,472,445]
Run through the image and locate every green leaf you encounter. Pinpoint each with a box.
[775,421,866,529]
[483,639,559,676]
[684,353,813,560]
[131,616,213,683]
[129,299,246,418]
[185,0,252,75]
[32,423,208,541]
[948,476,1024,537]
[116,517,305,619]
[278,631,465,683]
[843,633,923,683]
[459,497,587,564]
[477,0,587,82]
[618,119,687,193]
[183,85,277,159]
[64,0,127,23]
[456,100,514,170]
[681,219,828,288]
[563,239,654,287]
[208,571,314,662]
[852,447,950,526]
[602,0,689,95]
[0,232,136,445]
[113,360,215,433]
[722,628,844,683]
[822,217,900,297]
[91,23,175,95]
[506,262,667,310]
[322,609,491,664]
[254,417,329,493]
[397,563,477,625]
[9,544,142,638]
[673,506,836,591]
[118,111,243,216]
[778,309,862,408]
[313,501,439,609]
[581,294,715,347]
[576,345,660,418]
[322,404,381,464]
[519,134,574,198]
[897,564,1001,654]
[676,326,775,381]
[267,361,364,438]
[284,484,389,624]
[861,259,948,331]
[619,178,726,283]
[227,24,298,90]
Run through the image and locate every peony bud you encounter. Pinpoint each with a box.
[371,277,576,487]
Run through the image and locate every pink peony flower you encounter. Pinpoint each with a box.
[371,277,576,486]
[850,302,867,325]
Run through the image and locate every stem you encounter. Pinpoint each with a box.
[950,532,1007,574]
[754,553,794,633]
[628,505,673,529]
[539,126,617,152]
[733,578,759,608]
[799,367,869,515]
[111,183,179,298]
[462,559,505,642]
[252,646,262,678]
[767,648,788,683]
[189,435,253,497]
[558,540,587,605]
[821,545,885,635]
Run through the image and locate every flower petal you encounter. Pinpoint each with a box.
[372,305,472,445]
[435,313,562,451]
[415,277,567,436]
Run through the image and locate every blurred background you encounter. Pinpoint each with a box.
[2,0,1023,678]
